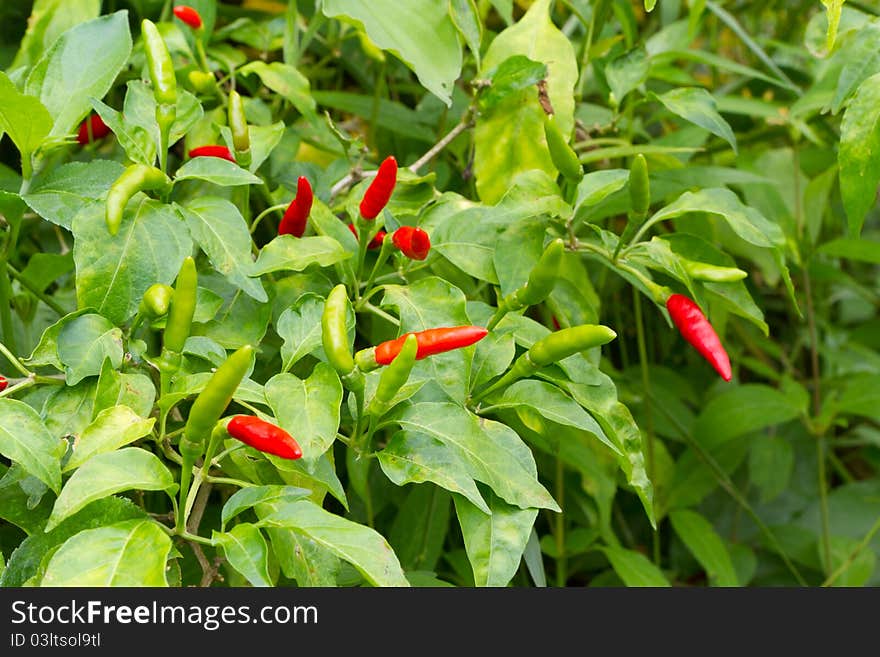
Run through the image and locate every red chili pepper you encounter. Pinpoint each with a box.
[359,156,398,220]
[173,5,203,29]
[392,226,430,260]
[552,316,561,331]
[374,326,488,365]
[0,376,7,392]
[189,145,236,163]
[347,223,385,249]
[278,176,313,237]
[226,415,303,460]
[666,293,732,381]
[77,114,111,145]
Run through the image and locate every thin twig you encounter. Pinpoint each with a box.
[409,114,474,174]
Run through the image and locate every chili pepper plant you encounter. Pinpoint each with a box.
[0,0,876,588]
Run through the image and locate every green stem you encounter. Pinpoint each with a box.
[6,263,66,316]
[634,289,659,565]
[822,514,880,587]
[360,301,400,326]
[250,203,287,235]
[0,341,30,377]
[205,476,254,488]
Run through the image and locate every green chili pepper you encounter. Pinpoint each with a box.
[105,164,171,235]
[613,154,650,260]
[188,70,216,94]
[488,238,565,330]
[475,324,616,401]
[322,285,364,392]
[140,283,174,318]
[177,344,254,530]
[228,90,250,155]
[369,333,417,417]
[142,19,177,106]
[163,257,197,355]
[142,19,177,172]
[544,115,583,183]
[682,259,748,282]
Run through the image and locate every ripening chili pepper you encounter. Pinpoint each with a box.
[391,226,430,260]
[544,114,583,183]
[226,415,302,460]
[77,113,111,145]
[681,259,747,283]
[173,5,203,30]
[140,283,174,318]
[105,164,171,235]
[369,333,418,417]
[475,324,617,401]
[356,326,488,371]
[614,154,650,260]
[163,257,197,355]
[189,145,236,163]
[359,156,398,220]
[188,70,216,94]
[322,285,364,392]
[228,89,250,159]
[347,223,385,249]
[278,177,313,237]
[0,376,7,392]
[666,293,732,381]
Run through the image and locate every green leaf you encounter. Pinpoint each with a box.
[12,0,101,70]
[749,434,794,503]
[311,91,435,142]
[40,519,172,586]
[474,0,578,202]
[63,406,154,472]
[72,198,192,326]
[0,399,65,493]
[0,465,54,535]
[322,0,462,106]
[645,0,658,10]
[265,365,342,466]
[277,294,325,371]
[251,235,350,275]
[818,238,880,264]
[480,55,547,111]
[239,62,316,120]
[601,547,671,586]
[46,448,176,531]
[0,496,146,587]
[573,169,630,212]
[486,380,620,456]
[605,47,649,107]
[179,198,267,302]
[213,524,272,587]
[669,509,738,586]
[391,403,559,511]
[655,87,737,153]
[824,535,875,587]
[221,485,311,530]
[449,0,483,69]
[821,0,846,52]
[694,384,805,450]
[839,72,880,237]
[174,157,262,187]
[22,160,124,230]
[24,11,132,139]
[94,359,156,419]
[266,528,341,586]
[56,313,123,385]
[378,432,490,513]
[388,484,451,572]
[0,72,52,178]
[122,81,204,159]
[257,498,409,586]
[454,491,538,587]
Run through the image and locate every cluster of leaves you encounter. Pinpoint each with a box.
[0,0,877,587]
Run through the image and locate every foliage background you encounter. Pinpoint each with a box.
[0,0,877,587]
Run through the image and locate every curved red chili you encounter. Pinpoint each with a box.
[189,145,236,163]
[0,376,7,392]
[77,114,111,145]
[347,223,385,249]
[392,226,430,260]
[375,326,488,365]
[359,156,398,220]
[173,5,203,29]
[226,415,303,460]
[666,293,732,381]
[278,176,314,237]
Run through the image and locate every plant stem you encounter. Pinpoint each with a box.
[633,288,659,565]
[822,514,880,587]
[250,203,287,235]
[409,113,474,173]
